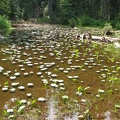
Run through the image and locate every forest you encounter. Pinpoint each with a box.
[0,0,120,29]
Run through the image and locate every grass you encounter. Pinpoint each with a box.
[104,44,120,60]
[1,98,41,120]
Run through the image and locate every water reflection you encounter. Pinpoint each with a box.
[64,112,79,120]
[47,97,58,120]
[104,111,111,120]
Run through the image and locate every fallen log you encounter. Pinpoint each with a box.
[92,36,120,42]
[79,34,120,42]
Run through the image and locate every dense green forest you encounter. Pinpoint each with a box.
[0,0,120,28]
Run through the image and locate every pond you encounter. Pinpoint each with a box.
[0,26,120,119]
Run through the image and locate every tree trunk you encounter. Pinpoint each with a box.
[101,0,110,20]
[33,0,39,18]
[48,0,53,19]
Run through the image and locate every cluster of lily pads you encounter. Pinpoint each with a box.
[0,26,120,119]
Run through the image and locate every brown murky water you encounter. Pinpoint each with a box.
[0,28,120,119]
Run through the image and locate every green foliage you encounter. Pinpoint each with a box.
[59,0,73,19]
[0,0,120,28]
[3,110,8,117]
[114,14,120,29]
[37,17,50,24]
[0,15,11,29]
[109,76,119,84]
[78,16,95,26]
[4,81,8,86]
[115,22,120,29]
[77,86,83,93]
[0,0,10,16]
[68,18,77,28]
[16,100,23,107]
[92,42,98,48]
[104,44,120,60]
[116,67,120,72]
[73,49,79,58]
[9,0,24,20]
[103,23,112,35]
[31,99,36,106]
[62,95,69,104]
[77,16,110,27]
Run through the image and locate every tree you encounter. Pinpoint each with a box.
[0,0,10,16]
[101,0,110,20]
[0,0,120,22]
[9,0,24,20]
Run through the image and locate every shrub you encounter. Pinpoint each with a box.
[0,15,11,29]
[68,18,77,28]
[36,17,50,24]
[115,22,120,29]
[104,44,120,60]
[78,16,94,26]
[113,14,120,29]
[103,23,112,35]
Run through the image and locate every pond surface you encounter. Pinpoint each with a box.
[0,27,120,119]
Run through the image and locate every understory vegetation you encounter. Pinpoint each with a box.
[0,16,11,30]
[104,44,120,60]
[36,15,120,29]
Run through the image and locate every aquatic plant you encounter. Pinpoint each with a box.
[114,104,120,113]
[3,109,15,119]
[108,57,115,62]
[17,105,25,113]
[85,48,90,52]
[72,49,79,58]
[56,51,61,57]
[92,42,98,48]
[109,76,119,84]
[77,86,84,93]
[116,66,120,72]
[3,109,8,117]
[4,81,8,86]
[62,95,69,104]
[79,65,84,69]
[76,86,89,95]
[72,78,78,83]
[103,44,120,60]
[16,100,23,107]
[107,90,113,96]
[95,51,99,59]
[74,49,79,58]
